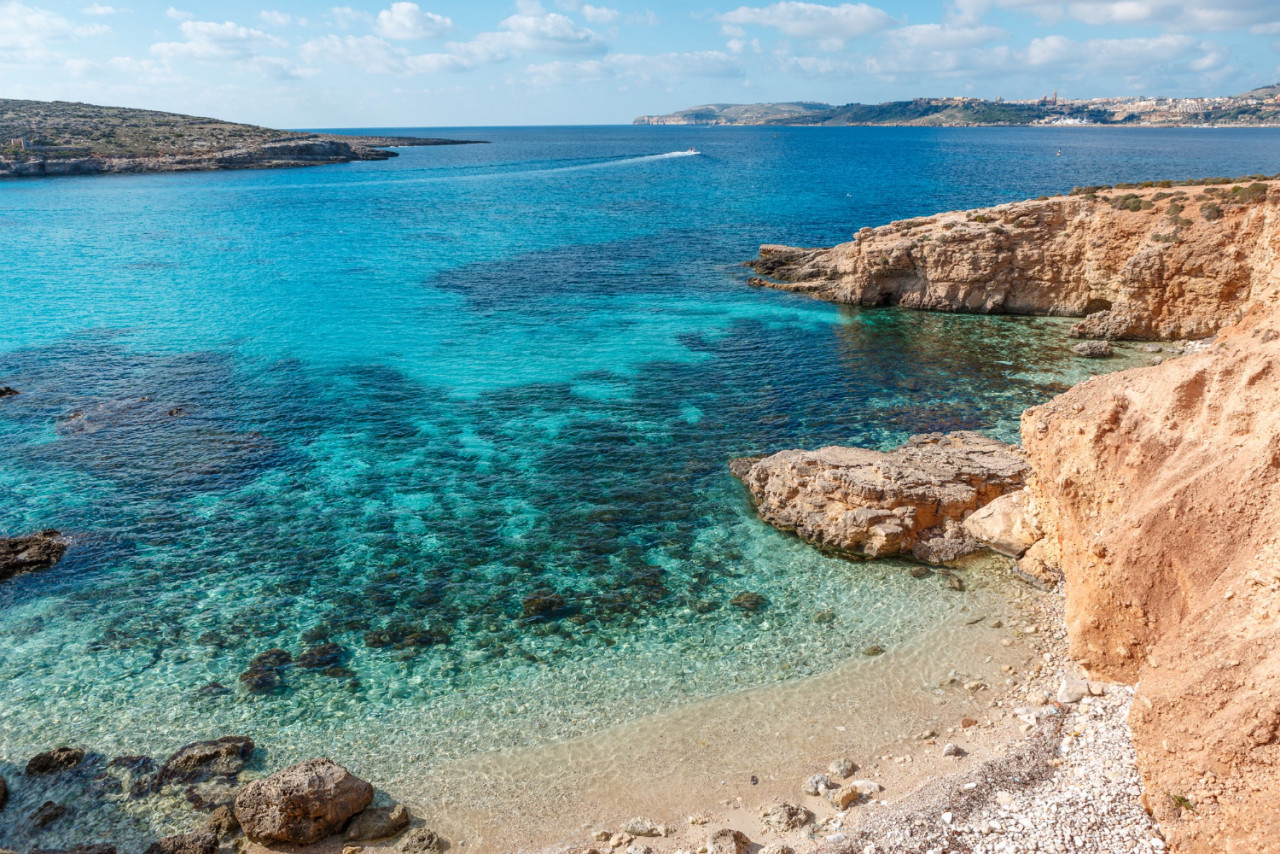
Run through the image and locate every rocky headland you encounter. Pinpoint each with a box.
[0,99,484,179]
[748,178,1280,341]
[733,178,1280,852]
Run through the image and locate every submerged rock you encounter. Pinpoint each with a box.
[729,591,767,612]
[0,773,7,810]
[1071,340,1114,358]
[233,757,373,844]
[521,590,567,618]
[31,800,67,827]
[1,530,69,583]
[731,432,1029,563]
[29,847,116,854]
[142,832,218,854]
[0,386,18,397]
[345,804,410,841]
[156,736,254,788]
[297,643,345,669]
[26,747,85,775]
[398,826,441,853]
[239,649,291,693]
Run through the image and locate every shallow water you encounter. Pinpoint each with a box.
[2,126,1279,849]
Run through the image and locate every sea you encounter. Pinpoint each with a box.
[2,125,1279,850]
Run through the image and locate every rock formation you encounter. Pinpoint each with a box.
[748,181,1280,341]
[731,431,1029,563]
[232,757,373,845]
[743,181,1280,852]
[0,530,68,583]
[1023,303,1280,852]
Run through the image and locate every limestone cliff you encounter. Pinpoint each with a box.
[749,180,1280,341]
[1023,305,1280,852]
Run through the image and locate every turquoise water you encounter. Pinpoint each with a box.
[2,126,1279,846]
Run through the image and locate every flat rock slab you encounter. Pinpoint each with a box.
[732,431,1029,563]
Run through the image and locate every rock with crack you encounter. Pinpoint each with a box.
[962,487,1043,557]
[232,758,373,845]
[732,432,1029,563]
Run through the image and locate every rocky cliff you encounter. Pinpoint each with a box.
[749,180,1280,340]
[1023,304,1280,852]
[743,182,1280,851]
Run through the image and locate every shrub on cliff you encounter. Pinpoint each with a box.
[1200,202,1224,221]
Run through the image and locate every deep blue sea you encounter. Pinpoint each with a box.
[3,125,1279,846]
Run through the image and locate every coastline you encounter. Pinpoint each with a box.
[4,165,1277,853]
[0,134,486,180]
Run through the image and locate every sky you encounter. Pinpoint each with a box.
[2,0,1280,127]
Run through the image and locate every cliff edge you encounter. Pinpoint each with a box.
[743,181,1280,852]
[749,179,1280,341]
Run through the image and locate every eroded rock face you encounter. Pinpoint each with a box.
[232,758,373,845]
[1024,304,1280,853]
[749,182,1280,341]
[1,531,68,583]
[732,432,1029,563]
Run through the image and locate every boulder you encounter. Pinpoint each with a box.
[1071,340,1114,358]
[732,432,1029,563]
[707,829,750,854]
[345,804,410,841]
[204,805,240,838]
[157,736,254,788]
[26,747,85,775]
[1,530,69,583]
[233,758,374,844]
[142,832,218,854]
[962,487,1042,557]
[759,802,811,831]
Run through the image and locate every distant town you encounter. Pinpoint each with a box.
[634,84,1280,127]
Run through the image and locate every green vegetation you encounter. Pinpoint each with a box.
[1112,193,1154,212]
[0,99,290,159]
[1200,202,1224,221]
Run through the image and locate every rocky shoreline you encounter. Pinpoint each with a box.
[5,180,1277,853]
[0,135,484,179]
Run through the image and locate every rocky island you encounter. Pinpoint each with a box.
[0,99,484,178]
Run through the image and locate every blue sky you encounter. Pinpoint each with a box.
[3,0,1279,126]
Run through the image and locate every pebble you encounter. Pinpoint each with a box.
[802,773,835,796]
[828,757,856,778]
[1057,674,1089,704]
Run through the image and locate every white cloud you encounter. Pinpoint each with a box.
[717,2,894,43]
[448,4,607,63]
[996,0,1280,32]
[373,2,453,40]
[152,20,286,61]
[81,3,117,14]
[165,7,192,21]
[258,10,293,27]
[885,23,1004,51]
[524,49,744,85]
[328,6,369,29]
[626,10,660,25]
[580,4,618,24]
[0,2,107,64]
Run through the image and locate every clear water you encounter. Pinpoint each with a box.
[2,126,1279,847]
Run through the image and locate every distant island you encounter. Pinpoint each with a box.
[635,84,1280,127]
[0,99,484,179]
